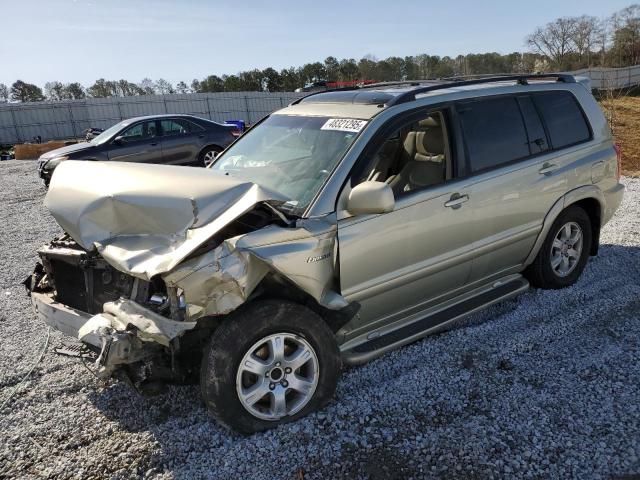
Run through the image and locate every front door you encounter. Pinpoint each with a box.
[107,120,162,163]
[336,109,474,339]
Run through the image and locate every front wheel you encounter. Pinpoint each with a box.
[525,205,592,289]
[200,300,341,434]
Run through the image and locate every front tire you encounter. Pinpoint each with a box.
[200,300,341,434]
[525,205,592,289]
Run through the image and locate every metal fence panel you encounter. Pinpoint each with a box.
[7,66,639,145]
[0,91,305,144]
[569,65,640,90]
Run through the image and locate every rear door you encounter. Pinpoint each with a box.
[159,118,202,165]
[107,120,162,163]
[458,93,590,284]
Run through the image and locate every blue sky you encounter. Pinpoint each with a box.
[0,0,633,87]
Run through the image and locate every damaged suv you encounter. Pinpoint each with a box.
[26,74,624,433]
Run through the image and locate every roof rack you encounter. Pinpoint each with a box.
[292,73,576,106]
[386,73,576,106]
[290,80,442,105]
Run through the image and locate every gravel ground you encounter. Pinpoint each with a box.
[1,159,639,479]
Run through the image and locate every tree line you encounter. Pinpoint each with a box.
[0,4,638,103]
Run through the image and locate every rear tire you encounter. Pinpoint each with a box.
[199,146,222,167]
[200,300,341,434]
[525,206,592,289]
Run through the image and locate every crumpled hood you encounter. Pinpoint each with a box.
[39,142,94,160]
[44,161,287,280]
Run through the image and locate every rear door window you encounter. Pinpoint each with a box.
[532,91,591,149]
[160,119,190,136]
[457,96,530,173]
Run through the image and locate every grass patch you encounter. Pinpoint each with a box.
[600,96,640,177]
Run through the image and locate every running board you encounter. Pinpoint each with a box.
[341,276,529,365]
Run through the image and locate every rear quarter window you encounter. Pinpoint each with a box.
[533,91,591,149]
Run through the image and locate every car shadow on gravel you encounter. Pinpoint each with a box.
[86,381,208,433]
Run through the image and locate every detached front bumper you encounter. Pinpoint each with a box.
[29,288,196,380]
[31,291,101,348]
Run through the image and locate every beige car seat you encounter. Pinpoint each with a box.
[388,117,445,194]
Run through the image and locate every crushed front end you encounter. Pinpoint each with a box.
[25,234,199,388]
[25,160,352,392]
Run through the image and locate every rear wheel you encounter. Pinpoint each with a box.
[199,146,222,167]
[200,300,341,434]
[525,206,592,289]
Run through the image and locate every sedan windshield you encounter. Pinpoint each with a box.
[90,122,127,145]
[210,115,365,212]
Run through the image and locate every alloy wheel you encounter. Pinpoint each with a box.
[236,333,319,421]
[550,221,583,277]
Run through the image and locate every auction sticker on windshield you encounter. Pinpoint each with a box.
[321,118,368,133]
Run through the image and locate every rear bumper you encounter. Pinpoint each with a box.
[30,291,101,348]
[602,182,625,226]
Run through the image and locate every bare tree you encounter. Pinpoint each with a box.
[44,81,66,100]
[139,78,156,95]
[155,79,175,95]
[609,4,640,67]
[526,17,578,69]
[0,83,9,102]
[572,16,601,67]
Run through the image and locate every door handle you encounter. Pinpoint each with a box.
[150,142,158,146]
[444,193,469,209]
[538,162,557,175]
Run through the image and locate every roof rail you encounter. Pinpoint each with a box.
[387,73,576,106]
[291,73,575,106]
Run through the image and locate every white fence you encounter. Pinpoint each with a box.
[570,65,640,90]
[0,92,304,145]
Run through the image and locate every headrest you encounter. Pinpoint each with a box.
[415,130,444,158]
[417,116,440,129]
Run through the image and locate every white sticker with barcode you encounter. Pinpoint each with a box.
[320,118,368,133]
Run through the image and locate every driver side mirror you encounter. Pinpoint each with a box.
[113,135,125,145]
[347,181,395,215]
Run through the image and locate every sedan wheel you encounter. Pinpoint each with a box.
[200,146,222,166]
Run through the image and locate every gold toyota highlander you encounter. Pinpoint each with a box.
[25,74,624,433]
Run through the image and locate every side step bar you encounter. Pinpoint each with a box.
[342,276,529,365]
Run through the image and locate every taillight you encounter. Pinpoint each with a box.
[613,143,622,181]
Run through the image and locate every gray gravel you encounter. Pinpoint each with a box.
[1,159,639,479]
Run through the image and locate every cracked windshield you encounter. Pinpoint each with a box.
[210,115,366,211]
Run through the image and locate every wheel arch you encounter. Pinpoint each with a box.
[197,144,224,160]
[246,272,359,334]
[567,197,601,255]
[524,186,604,267]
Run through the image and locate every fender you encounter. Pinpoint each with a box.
[523,185,604,267]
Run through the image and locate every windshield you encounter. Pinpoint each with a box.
[210,115,366,212]
[90,121,128,145]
